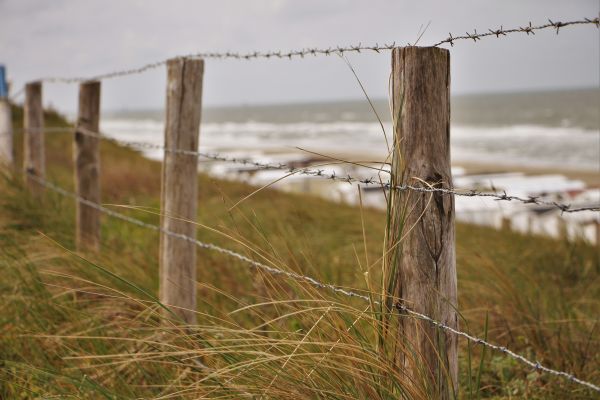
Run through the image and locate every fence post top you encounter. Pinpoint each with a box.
[392,46,450,55]
[167,57,204,66]
[25,80,42,89]
[80,80,101,87]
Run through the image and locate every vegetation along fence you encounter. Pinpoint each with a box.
[0,16,598,398]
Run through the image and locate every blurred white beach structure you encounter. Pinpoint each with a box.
[199,154,600,244]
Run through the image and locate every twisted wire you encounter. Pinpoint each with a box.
[25,172,600,393]
[71,126,600,213]
[26,172,368,301]
[432,18,600,46]
[35,17,599,83]
[394,303,600,393]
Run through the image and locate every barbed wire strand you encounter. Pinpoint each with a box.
[431,18,600,46]
[394,302,600,393]
[70,126,600,213]
[25,172,600,393]
[26,172,368,301]
[35,17,599,84]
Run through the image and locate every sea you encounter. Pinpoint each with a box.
[101,88,599,172]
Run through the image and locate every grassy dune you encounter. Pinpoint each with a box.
[0,107,598,399]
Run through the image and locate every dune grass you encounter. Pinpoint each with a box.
[0,107,598,399]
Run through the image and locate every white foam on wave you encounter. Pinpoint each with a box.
[100,119,599,171]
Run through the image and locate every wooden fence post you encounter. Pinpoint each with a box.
[74,81,101,251]
[0,65,13,167]
[388,46,457,398]
[159,58,204,324]
[24,81,44,192]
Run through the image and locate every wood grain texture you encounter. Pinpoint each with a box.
[0,99,14,167]
[24,82,44,193]
[159,58,204,324]
[74,81,101,251]
[388,46,457,398]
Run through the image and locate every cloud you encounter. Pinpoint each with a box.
[1,0,598,111]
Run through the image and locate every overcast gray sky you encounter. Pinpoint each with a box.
[1,0,598,113]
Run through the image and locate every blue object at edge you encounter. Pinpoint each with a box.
[0,65,8,98]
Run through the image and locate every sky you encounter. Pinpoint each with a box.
[1,0,598,113]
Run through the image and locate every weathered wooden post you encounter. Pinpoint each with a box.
[388,46,457,398]
[159,58,204,324]
[23,81,44,192]
[0,65,14,167]
[74,81,101,251]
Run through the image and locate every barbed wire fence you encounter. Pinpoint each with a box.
[23,172,600,393]
[65,126,599,213]
[3,14,600,395]
[15,125,600,213]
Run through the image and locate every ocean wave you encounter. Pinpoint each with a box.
[100,119,599,171]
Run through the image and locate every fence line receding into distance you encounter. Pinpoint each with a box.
[42,125,600,214]
[1,15,599,396]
